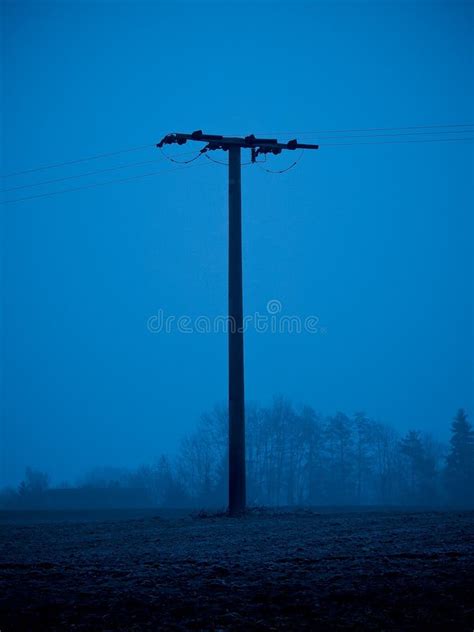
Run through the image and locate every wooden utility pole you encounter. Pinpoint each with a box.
[228,145,245,514]
[156,131,319,515]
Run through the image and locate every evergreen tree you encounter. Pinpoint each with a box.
[445,409,474,506]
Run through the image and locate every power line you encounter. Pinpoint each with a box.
[2,123,472,180]
[3,137,472,202]
[1,158,161,193]
[159,147,204,165]
[319,137,474,147]
[314,129,474,141]
[256,123,474,136]
[256,150,304,174]
[1,160,214,205]
[5,132,470,195]
[255,136,473,170]
[0,149,200,193]
[0,143,157,179]
[204,154,253,166]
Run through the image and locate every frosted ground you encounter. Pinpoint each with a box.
[1,508,473,630]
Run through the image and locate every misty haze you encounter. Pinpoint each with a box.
[1,1,473,630]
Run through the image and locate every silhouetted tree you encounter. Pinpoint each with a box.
[399,431,439,505]
[419,434,443,504]
[371,422,401,504]
[400,431,426,503]
[445,409,474,506]
[81,466,128,488]
[325,412,354,503]
[353,412,374,504]
[176,406,227,506]
[300,406,324,505]
[20,467,49,495]
[155,455,192,507]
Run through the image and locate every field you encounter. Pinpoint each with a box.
[1,508,473,631]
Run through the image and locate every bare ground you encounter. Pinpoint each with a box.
[0,508,473,631]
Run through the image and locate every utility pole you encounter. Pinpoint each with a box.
[157,131,319,515]
[228,144,245,514]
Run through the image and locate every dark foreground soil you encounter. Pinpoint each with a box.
[1,508,473,631]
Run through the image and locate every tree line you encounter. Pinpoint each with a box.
[2,401,473,509]
[167,400,473,508]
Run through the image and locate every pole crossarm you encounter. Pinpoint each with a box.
[156,130,319,162]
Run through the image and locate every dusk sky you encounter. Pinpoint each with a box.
[1,0,473,486]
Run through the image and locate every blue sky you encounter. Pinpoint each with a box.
[1,0,473,485]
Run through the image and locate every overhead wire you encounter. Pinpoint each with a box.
[256,150,304,174]
[311,129,474,141]
[0,143,158,179]
[2,123,472,181]
[318,136,474,147]
[0,149,200,193]
[204,154,253,166]
[2,136,472,200]
[0,159,214,205]
[1,123,473,196]
[158,146,204,165]
[253,123,474,137]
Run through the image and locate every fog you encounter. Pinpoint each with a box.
[1,1,473,490]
